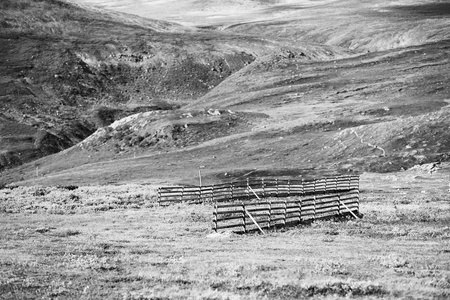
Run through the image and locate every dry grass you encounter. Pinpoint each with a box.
[1,172,450,299]
[0,184,157,214]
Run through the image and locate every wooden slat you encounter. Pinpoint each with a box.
[216,202,245,209]
[215,215,245,222]
[244,220,269,227]
[246,207,270,213]
[214,209,244,215]
[215,223,244,230]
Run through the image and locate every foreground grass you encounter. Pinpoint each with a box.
[1,178,450,299]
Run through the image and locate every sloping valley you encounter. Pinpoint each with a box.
[1,0,449,186]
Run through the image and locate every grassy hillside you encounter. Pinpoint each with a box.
[0,0,285,173]
[1,0,450,186]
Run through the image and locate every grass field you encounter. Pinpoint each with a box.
[1,170,449,299]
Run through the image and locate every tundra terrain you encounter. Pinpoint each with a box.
[1,166,450,299]
[1,1,450,299]
[1,0,449,186]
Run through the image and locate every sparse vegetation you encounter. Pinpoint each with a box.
[0,0,258,173]
[0,184,157,214]
[1,172,450,299]
[1,0,450,185]
[1,0,450,298]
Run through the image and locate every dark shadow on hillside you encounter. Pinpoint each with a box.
[387,3,450,18]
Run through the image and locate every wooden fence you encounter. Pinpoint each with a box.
[213,189,360,233]
[157,175,359,205]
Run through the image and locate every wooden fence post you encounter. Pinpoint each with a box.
[313,195,317,220]
[213,203,218,232]
[301,178,304,195]
[356,176,360,211]
[268,200,272,229]
[246,178,250,200]
[262,178,265,197]
[242,202,247,233]
[337,195,341,216]
[283,200,287,227]
[288,180,291,196]
[348,175,351,190]
[276,178,279,197]
[298,198,302,223]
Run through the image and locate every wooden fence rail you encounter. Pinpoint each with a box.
[213,189,360,233]
[157,175,359,205]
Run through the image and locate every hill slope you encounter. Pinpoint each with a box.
[1,0,450,186]
[0,0,298,171]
